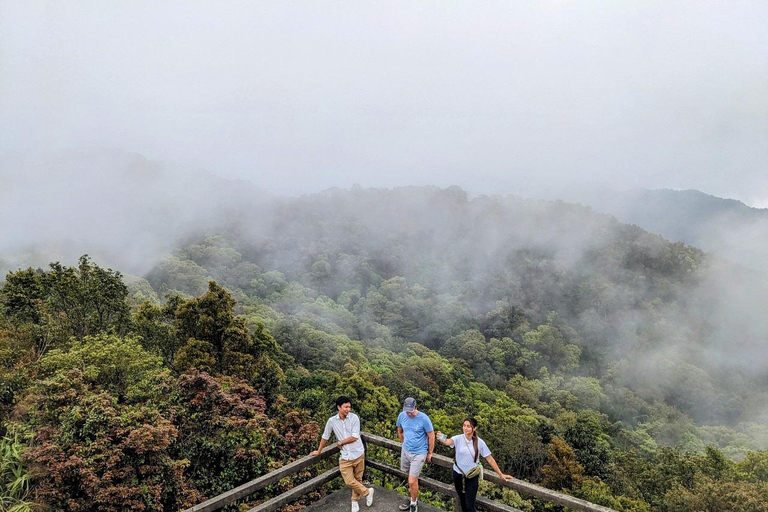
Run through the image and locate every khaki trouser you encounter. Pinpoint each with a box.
[339,453,369,501]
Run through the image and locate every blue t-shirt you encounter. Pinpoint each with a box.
[397,411,434,454]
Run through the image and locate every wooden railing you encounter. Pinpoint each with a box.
[182,443,341,512]
[362,433,616,512]
[182,432,618,512]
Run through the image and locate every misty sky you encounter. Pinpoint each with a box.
[1,1,767,204]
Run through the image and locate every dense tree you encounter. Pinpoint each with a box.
[540,436,584,490]
[21,335,197,512]
[521,323,581,375]
[136,282,285,402]
[170,370,317,499]
[1,256,130,349]
[145,256,210,296]
[133,295,183,368]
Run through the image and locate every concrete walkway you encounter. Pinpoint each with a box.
[303,484,447,512]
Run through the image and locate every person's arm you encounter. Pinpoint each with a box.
[483,454,513,480]
[397,426,404,443]
[310,437,328,456]
[435,431,454,446]
[340,414,361,446]
[311,419,334,456]
[426,430,435,462]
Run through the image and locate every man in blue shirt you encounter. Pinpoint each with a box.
[396,397,434,512]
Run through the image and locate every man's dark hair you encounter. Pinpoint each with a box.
[335,396,352,409]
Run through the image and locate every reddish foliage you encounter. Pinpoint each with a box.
[171,370,319,501]
[279,410,321,458]
[178,370,267,416]
[20,366,319,511]
[541,436,585,491]
[23,371,201,511]
[172,370,279,498]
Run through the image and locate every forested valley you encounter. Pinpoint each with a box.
[2,186,768,511]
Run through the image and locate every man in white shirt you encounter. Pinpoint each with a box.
[310,396,374,512]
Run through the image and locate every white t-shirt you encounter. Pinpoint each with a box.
[450,434,491,474]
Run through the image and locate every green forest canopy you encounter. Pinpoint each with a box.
[1,186,768,511]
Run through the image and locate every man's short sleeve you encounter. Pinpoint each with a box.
[396,412,405,428]
[349,413,361,437]
[422,414,434,432]
[321,417,334,440]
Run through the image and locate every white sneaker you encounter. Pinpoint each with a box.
[351,500,360,512]
[366,487,374,507]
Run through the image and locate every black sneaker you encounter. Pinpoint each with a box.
[409,503,418,512]
[398,500,410,511]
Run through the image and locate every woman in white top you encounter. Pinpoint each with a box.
[436,418,513,512]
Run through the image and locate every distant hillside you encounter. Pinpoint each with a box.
[140,185,768,432]
[574,188,768,273]
[0,149,268,273]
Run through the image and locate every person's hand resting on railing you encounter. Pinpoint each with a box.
[436,427,514,482]
[309,435,339,456]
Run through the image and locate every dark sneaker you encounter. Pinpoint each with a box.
[398,500,410,511]
[409,503,418,512]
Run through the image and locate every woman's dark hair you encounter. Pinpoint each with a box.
[335,396,352,409]
[464,417,479,462]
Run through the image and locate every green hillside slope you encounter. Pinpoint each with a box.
[2,186,767,511]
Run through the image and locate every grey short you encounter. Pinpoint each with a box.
[400,449,427,477]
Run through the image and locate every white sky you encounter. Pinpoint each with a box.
[1,1,767,204]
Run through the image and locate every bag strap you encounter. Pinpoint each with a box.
[454,437,480,477]
[454,455,468,477]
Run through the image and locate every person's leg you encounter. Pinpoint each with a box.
[352,454,370,501]
[407,454,427,504]
[464,475,479,512]
[408,474,419,501]
[399,450,413,510]
[452,470,468,512]
[353,454,366,488]
[342,455,369,500]
[339,457,366,501]
[399,449,412,475]
[352,455,375,506]
[339,458,356,499]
